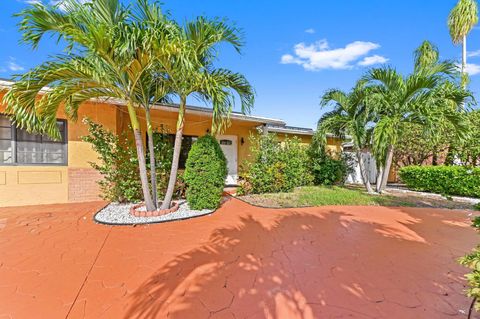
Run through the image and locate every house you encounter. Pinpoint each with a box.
[0,79,342,207]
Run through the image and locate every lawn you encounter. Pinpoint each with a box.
[239,185,478,210]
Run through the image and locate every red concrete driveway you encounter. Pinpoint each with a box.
[0,198,478,318]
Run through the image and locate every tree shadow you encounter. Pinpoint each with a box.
[124,202,475,318]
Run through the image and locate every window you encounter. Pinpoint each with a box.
[219,139,232,146]
[0,114,67,165]
[150,132,197,170]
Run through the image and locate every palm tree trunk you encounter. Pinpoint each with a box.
[376,165,383,193]
[145,108,158,209]
[127,102,155,211]
[161,96,186,210]
[379,145,394,193]
[356,150,374,194]
[462,35,467,89]
[462,34,467,89]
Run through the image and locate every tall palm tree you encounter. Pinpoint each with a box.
[448,0,478,88]
[319,86,375,193]
[3,0,175,211]
[158,18,255,210]
[362,64,469,192]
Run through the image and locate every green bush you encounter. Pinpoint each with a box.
[459,217,480,314]
[307,138,351,185]
[150,132,174,197]
[81,118,142,202]
[399,165,480,198]
[239,134,313,194]
[184,135,227,210]
[82,119,174,202]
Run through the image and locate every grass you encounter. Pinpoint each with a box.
[239,185,476,210]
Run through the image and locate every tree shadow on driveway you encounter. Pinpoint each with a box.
[124,201,475,319]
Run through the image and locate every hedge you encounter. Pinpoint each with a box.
[398,165,480,198]
[239,134,313,194]
[184,135,227,210]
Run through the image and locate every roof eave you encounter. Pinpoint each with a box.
[0,79,286,126]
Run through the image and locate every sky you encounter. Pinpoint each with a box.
[1,0,479,129]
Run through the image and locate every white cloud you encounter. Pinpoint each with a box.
[358,54,389,66]
[50,0,91,10]
[305,28,315,34]
[7,57,24,72]
[16,0,42,4]
[281,39,384,71]
[464,63,480,75]
[468,50,480,58]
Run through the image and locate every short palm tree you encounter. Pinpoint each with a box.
[319,85,375,193]
[362,64,469,192]
[3,0,175,211]
[414,40,440,72]
[159,18,255,210]
[448,0,478,87]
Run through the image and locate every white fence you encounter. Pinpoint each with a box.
[345,152,377,184]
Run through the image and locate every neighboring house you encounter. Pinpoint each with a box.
[0,80,342,207]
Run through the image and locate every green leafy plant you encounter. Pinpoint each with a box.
[150,132,174,198]
[81,118,142,203]
[459,216,480,318]
[184,135,227,210]
[308,140,351,186]
[399,165,480,198]
[82,119,175,203]
[446,110,480,166]
[239,133,313,195]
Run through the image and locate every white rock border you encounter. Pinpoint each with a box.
[386,187,480,205]
[94,200,215,225]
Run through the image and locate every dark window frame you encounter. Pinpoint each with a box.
[0,114,68,166]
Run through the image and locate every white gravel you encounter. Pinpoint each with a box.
[94,200,215,225]
[386,187,480,204]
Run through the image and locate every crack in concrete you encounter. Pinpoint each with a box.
[64,226,112,319]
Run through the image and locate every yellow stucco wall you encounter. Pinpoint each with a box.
[0,92,118,206]
[0,166,68,206]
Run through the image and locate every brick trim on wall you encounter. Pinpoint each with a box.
[68,168,103,202]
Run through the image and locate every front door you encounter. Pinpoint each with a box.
[216,135,238,185]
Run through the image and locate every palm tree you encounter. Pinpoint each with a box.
[159,18,255,210]
[3,0,175,211]
[319,86,375,193]
[362,64,469,192]
[448,0,478,87]
[414,40,440,72]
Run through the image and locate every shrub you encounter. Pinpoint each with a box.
[184,135,227,209]
[81,118,142,202]
[82,119,174,202]
[399,165,480,198]
[239,134,313,194]
[150,132,174,198]
[307,138,351,185]
[459,217,480,315]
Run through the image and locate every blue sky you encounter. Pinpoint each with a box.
[1,0,479,128]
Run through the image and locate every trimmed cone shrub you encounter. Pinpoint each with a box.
[399,165,480,198]
[184,135,227,210]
